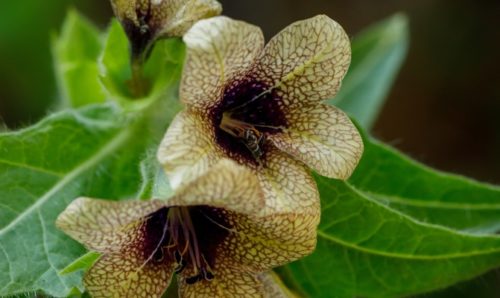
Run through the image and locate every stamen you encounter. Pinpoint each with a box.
[202,268,214,281]
[226,88,273,114]
[157,207,224,284]
[174,250,182,263]
[174,250,187,273]
[201,255,215,281]
[165,242,176,249]
[220,114,269,161]
[220,114,254,138]
[153,248,164,262]
[199,210,234,233]
[181,207,202,271]
[220,113,284,137]
[185,274,203,285]
[181,237,190,256]
[140,209,169,269]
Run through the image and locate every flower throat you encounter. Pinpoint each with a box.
[143,206,230,284]
[214,79,288,163]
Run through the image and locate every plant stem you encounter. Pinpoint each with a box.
[130,58,146,98]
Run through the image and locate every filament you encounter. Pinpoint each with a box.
[200,210,233,233]
[226,88,273,114]
[181,207,202,271]
[139,211,169,270]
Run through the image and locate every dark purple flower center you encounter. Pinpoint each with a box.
[212,78,288,165]
[143,206,231,284]
[121,4,158,60]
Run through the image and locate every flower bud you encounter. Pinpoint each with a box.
[110,0,222,60]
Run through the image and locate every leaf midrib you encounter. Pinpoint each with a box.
[316,179,500,260]
[317,230,500,260]
[0,126,133,237]
[365,191,500,210]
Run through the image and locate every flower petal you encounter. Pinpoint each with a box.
[215,210,319,273]
[160,0,222,37]
[178,267,264,297]
[157,110,222,190]
[181,16,264,111]
[56,198,164,252]
[84,251,175,298]
[268,104,363,179]
[254,15,350,109]
[169,159,265,215]
[257,147,320,215]
[258,272,292,298]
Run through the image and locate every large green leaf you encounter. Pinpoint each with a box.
[0,105,144,296]
[331,13,409,130]
[281,176,500,298]
[349,137,500,234]
[52,10,106,108]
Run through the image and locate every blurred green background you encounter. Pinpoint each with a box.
[0,1,499,297]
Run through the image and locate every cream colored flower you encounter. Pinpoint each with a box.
[110,0,222,59]
[158,15,363,214]
[56,160,319,297]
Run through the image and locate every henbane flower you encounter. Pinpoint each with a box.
[56,160,319,297]
[158,15,363,213]
[110,0,222,60]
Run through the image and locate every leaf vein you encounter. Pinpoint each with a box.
[0,127,132,237]
[0,159,64,177]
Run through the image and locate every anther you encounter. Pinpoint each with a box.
[152,248,164,262]
[174,250,182,263]
[202,268,214,281]
[185,274,203,285]
[174,250,187,273]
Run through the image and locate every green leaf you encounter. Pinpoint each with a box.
[0,105,146,296]
[282,177,500,298]
[60,252,100,275]
[331,13,409,130]
[349,137,500,234]
[143,38,186,101]
[415,268,500,298]
[99,20,131,99]
[137,154,175,201]
[52,9,106,108]
[99,19,186,107]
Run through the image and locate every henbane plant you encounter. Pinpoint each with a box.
[0,1,499,297]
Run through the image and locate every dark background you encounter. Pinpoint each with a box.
[0,1,499,296]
